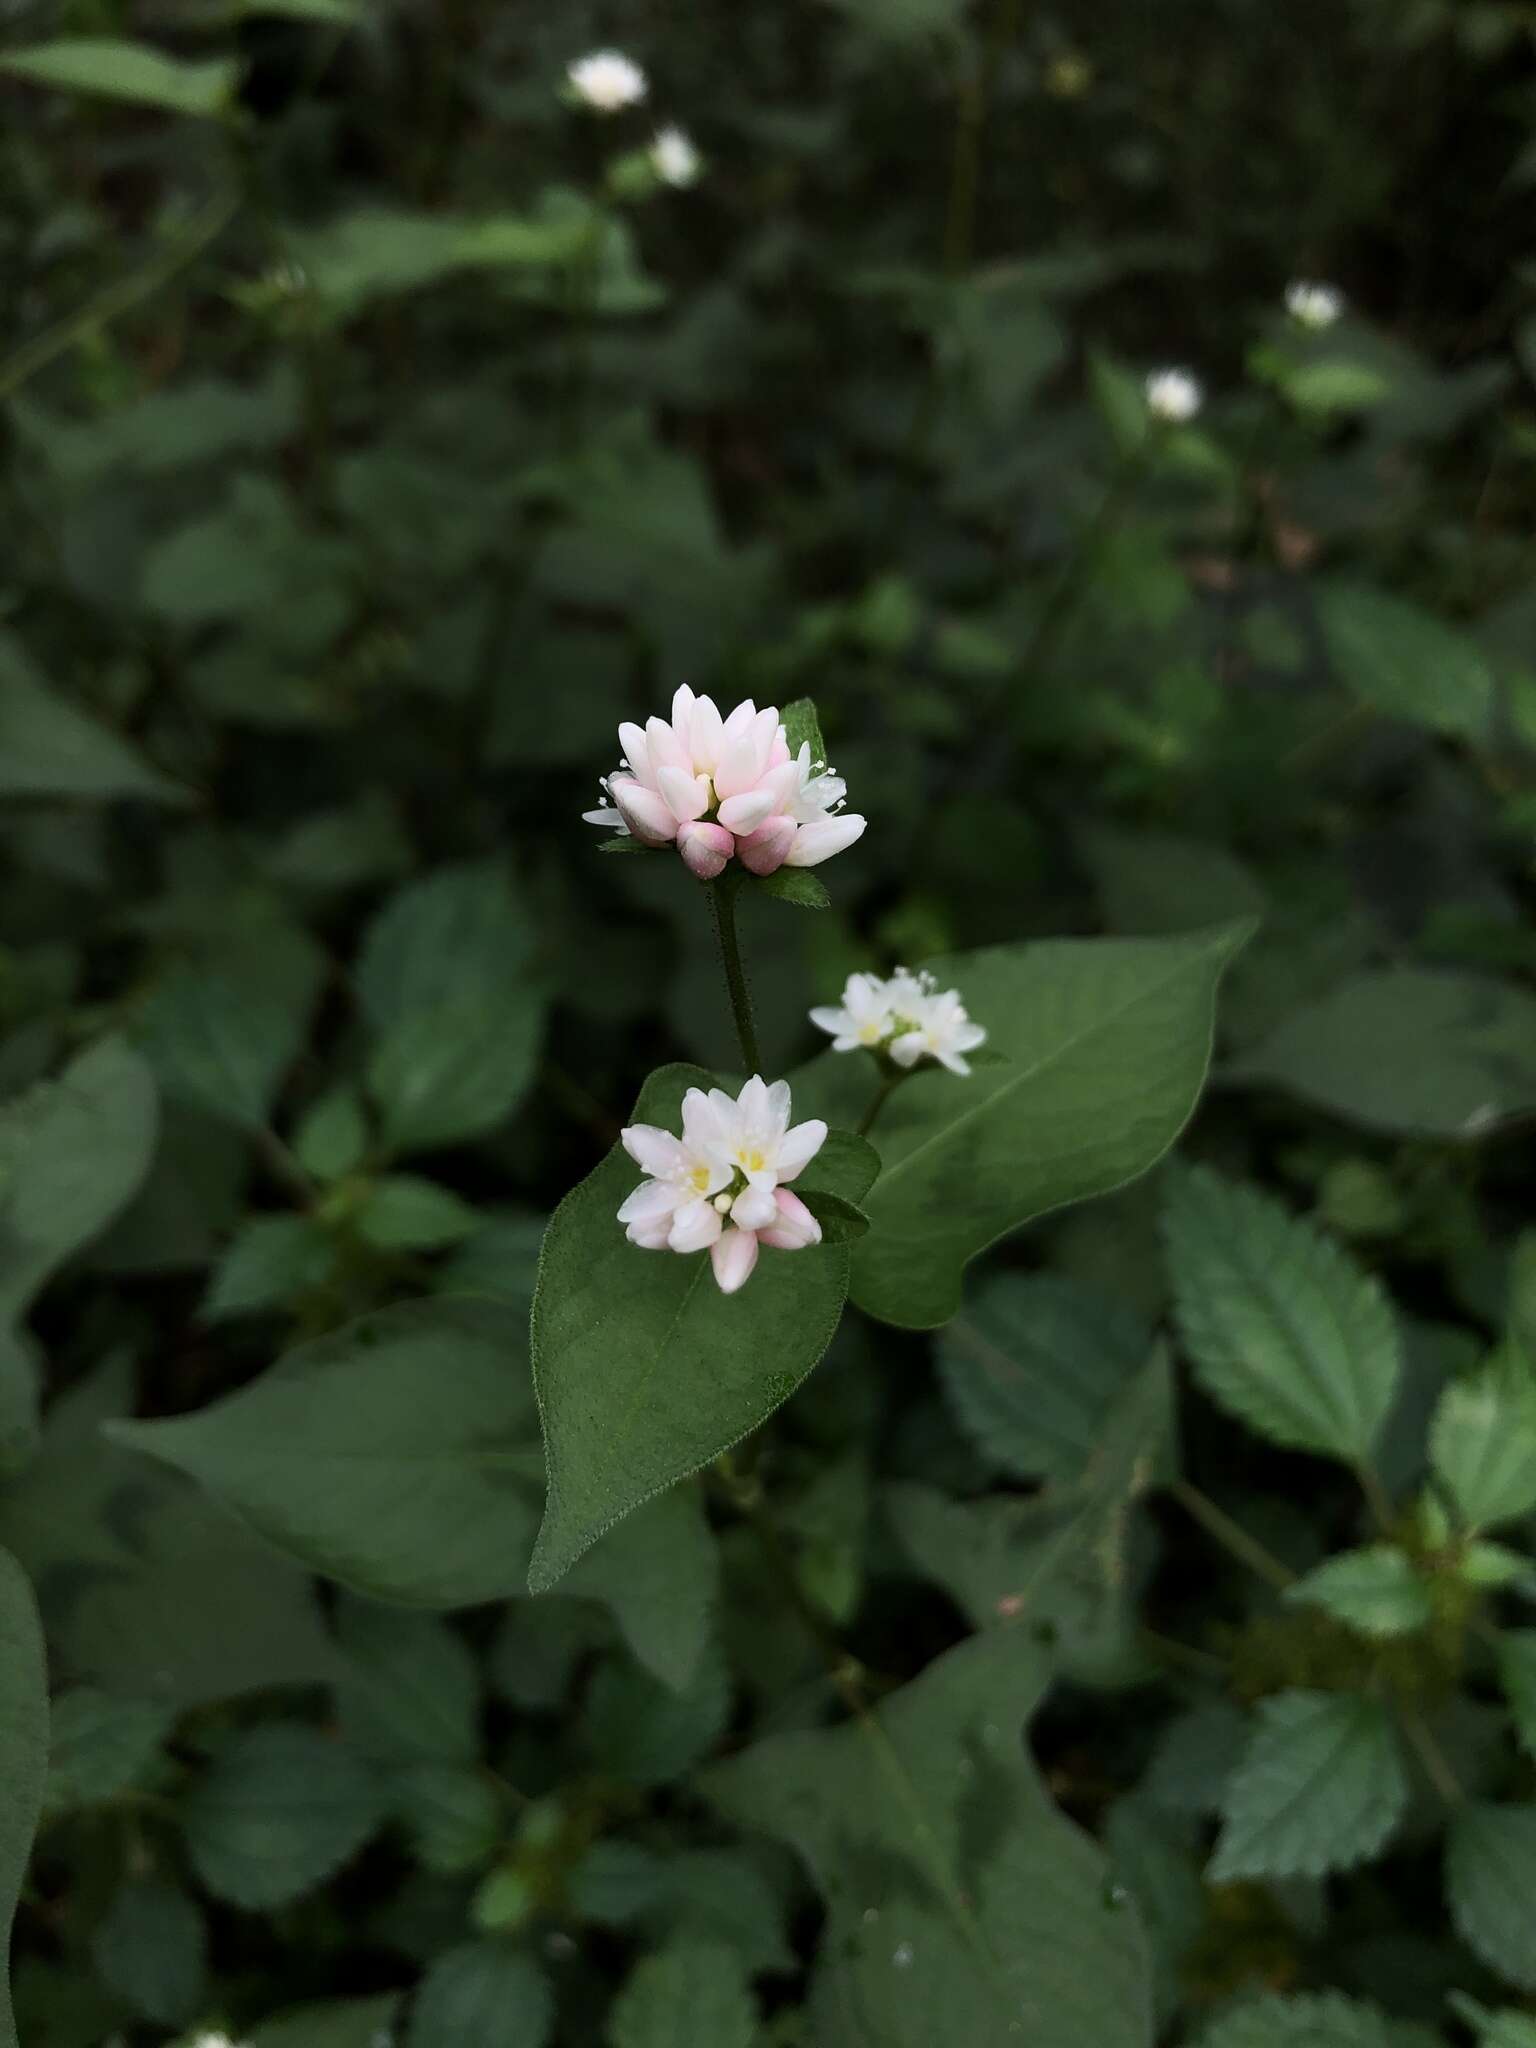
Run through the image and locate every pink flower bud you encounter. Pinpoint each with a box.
[611,776,679,847]
[758,1186,822,1251]
[737,814,796,876]
[677,819,735,879]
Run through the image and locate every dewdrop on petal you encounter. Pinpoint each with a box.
[567,50,647,112]
[616,1076,827,1294]
[651,125,702,187]
[811,968,987,1077]
[1285,279,1345,330]
[1145,368,1202,423]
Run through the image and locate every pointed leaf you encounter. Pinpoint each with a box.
[1162,1165,1400,1461]
[406,1940,553,2048]
[936,1272,1151,1483]
[0,1036,159,1321]
[702,1630,1154,2048]
[1430,1357,1536,1530]
[528,1065,879,1590]
[1284,1546,1433,1639]
[795,923,1254,1329]
[0,633,188,801]
[1447,1802,1536,1991]
[1315,582,1496,741]
[608,1942,757,2048]
[1208,1692,1408,1883]
[0,38,238,116]
[357,862,544,1152]
[1233,969,1536,1140]
[181,1722,384,1909]
[106,1300,542,1607]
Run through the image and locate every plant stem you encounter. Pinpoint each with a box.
[1357,1460,1396,1535]
[0,184,241,402]
[1171,1478,1296,1593]
[707,875,761,1074]
[1400,1704,1464,1810]
[857,1070,904,1140]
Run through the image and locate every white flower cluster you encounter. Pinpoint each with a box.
[1144,368,1203,423]
[566,50,647,111]
[811,968,987,1077]
[1285,279,1345,330]
[584,686,865,878]
[618,1076,827,1294]
[565,52,701,187]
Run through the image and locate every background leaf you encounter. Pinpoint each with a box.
[107,1299,543,1606]
[0,1550,46,2048]
[1209,1692,1408,1883]
[1233,970,1536,1138]
[703,1629,1153,2048]
[1162,1164,1401,1461]
[1446,1803,1536,1991]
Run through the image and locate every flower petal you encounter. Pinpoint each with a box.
[729,1183,778,1232]
[775,1118,827,1179]
[621,1124,685,1178]
[784,814,866,867]
[709,1226,760,1294]
[759,1186,822,1251]
[736,814,796,876]
[612,778,679,847]
[717,787,777,834]
[669,1196,724,1254]
[657,764,710,824]
[616,1177,680,1224]
[678,820,734,879]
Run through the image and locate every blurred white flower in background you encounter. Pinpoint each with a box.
[811,968,988,1077]
[567,50,647,111]
[1144,368,1203,423]
[618,1076,828,1293]
[650,125,702,186]
[1285,279,1345,329]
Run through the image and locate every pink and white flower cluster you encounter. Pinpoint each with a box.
[583,687,866,880]
[617,1075,827,1294]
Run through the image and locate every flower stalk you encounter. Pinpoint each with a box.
[707,872,760,1074]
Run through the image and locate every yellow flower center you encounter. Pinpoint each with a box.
[738,1146,767,1174]
[688,1164,713,1193]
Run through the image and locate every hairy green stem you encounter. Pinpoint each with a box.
[707,876,761,1074]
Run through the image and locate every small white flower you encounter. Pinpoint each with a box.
[650,125,701,187]
[1144,367,1202,423]
[1285,279,1345,330]
[617,1075,827,1294]
[811,968,987,1078]
[190,2034,244,2048]
[567,50,647,112]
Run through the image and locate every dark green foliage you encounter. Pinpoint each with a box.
[2,1,1534,2040]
